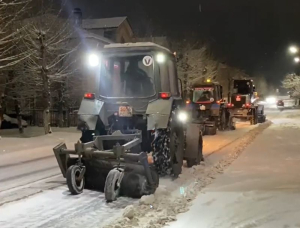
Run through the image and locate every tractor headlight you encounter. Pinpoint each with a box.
[266,96,276,104]
[178,111,188,122]
[87,53,100,67]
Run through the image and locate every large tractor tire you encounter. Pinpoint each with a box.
[152,122,184,178]
[186,132,204,168]
[219,109,227,131]
[258,115,266,123]
[150,166,159,190]
[250,108,258,125]
[205,125,217,135]
[119,166,159,198]
[66,165,85,195]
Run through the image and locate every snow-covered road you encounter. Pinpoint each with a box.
[0,187,135,228]
[166,109,300,228]
[0,128,80,192]
[0,109,283,228]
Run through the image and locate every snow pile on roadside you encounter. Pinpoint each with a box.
[102,121,272,228]
[2,114,27,127]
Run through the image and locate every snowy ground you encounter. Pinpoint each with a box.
[165,110,300,228]
[0,111,281,228]
[0,127,80,192]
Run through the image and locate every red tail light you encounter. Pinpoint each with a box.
[243,103,251,108]
[84,93,95,99]
[227,103,234,108]
[159,92,171,99]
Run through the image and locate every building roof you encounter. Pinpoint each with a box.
[73,29,113,44]
[104,42,172,53]
[82,17,127,29]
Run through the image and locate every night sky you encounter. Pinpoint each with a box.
[69,0,300,86]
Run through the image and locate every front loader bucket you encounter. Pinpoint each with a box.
[52,131,159,201]
[53,143,69,178]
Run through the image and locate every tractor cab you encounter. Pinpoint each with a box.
[97,43,180,110]
[184,79,235,135]
[186,79,224,115]
[231,79,255,108]
[79,42,182,146]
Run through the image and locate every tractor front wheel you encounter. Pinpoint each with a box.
[66,165,85,195]
[104,168,123,202]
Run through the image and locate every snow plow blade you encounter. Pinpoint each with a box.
[53,131,159,200]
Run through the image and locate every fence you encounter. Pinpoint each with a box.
[24,108,79,127]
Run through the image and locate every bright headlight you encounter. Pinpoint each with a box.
[178,112,188,122]
[266,97,276,104]
[156,53,165,63]
[88,53,100,67]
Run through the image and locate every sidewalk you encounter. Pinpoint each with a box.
[167,114,300,228]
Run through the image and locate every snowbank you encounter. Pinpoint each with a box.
[2,114,27,127]
[103,121,272,228]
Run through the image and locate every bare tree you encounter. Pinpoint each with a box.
[0,0,31,69]
[173,41,218,95]
[0,0,31,129]
[11,12,79,134]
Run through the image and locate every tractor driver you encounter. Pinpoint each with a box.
[198,90,212,102]
[123,59,153,96]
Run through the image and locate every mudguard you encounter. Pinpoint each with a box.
[210,103,221,116]
[146,98,173,130]
[78,99,107,130]
[257,104,264,115]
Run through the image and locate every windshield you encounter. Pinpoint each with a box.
[233,81,251,94]
[99,55,155,98]
[193,87,214,103]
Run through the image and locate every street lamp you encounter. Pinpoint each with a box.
[294,57,300,63]
[289,46,298,54]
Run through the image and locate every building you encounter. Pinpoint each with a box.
[73,8,134,43]
[135,36,170,49]
[82,17,133,43]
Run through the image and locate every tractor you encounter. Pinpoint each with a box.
[184,78,236,136]
[53,42,202,201]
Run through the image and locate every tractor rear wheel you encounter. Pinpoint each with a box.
[152,123,184,178]
[219,109,227,131]
[186,133,203,167]
[205,125,217,135]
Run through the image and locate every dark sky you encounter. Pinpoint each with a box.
[69,0,300,86]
